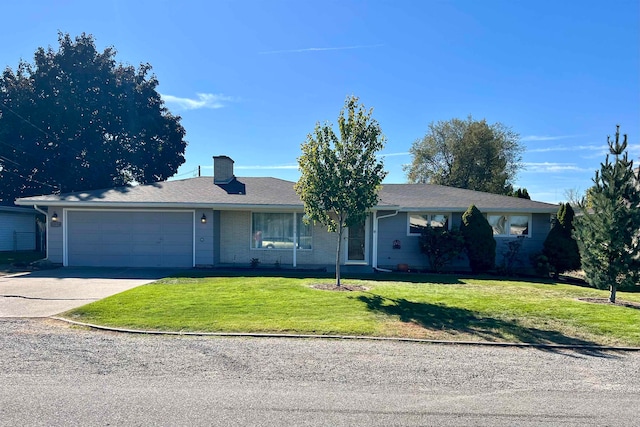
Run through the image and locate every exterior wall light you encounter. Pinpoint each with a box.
[201,213,207,224]
[51,212,59,222]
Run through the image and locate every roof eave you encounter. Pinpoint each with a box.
[15,200,306,211]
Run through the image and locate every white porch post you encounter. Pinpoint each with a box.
[372,211,378,269]
[293,212,297,268]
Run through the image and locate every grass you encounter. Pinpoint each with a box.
[63,273,640,347]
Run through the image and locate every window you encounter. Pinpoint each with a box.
[408,213,450,235]
[252,213,312,250]
[487,214,530,236]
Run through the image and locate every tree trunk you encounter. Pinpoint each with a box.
[335,225,343,287]
[609,284,617,304]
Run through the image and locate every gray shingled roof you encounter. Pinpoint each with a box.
[15,177,303,209]
[16,176,558,213]
[377,184,558,213]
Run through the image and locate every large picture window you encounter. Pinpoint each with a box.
[252,213,312,250]
[487,214,530,236]
[408,213,450,235]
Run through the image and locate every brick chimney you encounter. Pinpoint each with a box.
[213,155,234,184]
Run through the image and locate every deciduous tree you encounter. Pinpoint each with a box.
[574,126,640,303]
[295,96,387,286]
[0,32,186,205]
[404,117,523,195]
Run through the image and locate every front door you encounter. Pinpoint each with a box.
[346,219,368,264]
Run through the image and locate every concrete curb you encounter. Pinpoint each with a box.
[50,316,640,352]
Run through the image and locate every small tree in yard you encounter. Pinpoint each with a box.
[295,95,387,286]
[543,203,581,279]
[419,226,465,273]
[574,126,640,303]
[460,205,496,273]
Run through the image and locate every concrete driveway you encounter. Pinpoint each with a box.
[0,267,177,318]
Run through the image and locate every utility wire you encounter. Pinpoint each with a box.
[0,168,58,189]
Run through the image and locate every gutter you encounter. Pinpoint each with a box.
[15,201,306,211]
[33,204,48,218]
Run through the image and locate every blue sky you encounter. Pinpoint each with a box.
[2,0,638,203]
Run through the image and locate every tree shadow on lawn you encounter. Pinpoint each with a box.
[181,269,468,285]
[355,294,621,358]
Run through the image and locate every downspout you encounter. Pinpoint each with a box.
[372,210,399,269]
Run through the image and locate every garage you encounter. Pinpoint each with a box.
[66,210,194,267]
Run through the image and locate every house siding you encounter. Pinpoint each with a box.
[218,210,336,267]
[0,211,36,251]
[195,208,214,267]
[47,212,64,264]
[375,212,466,271]
[494,213,550,272]
[375,211,551,272]
[212,210,221,265]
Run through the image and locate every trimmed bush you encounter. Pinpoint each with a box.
[543,203,580,278]
[460,205,496,273]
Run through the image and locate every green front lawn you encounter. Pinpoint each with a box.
[63,274,640,347]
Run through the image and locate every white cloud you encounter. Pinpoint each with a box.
[161,93,235,110]
[259,44,385,55]
[522,162,592,173]
[526,144,605,153]
[378,152,410,158]
[521,134,584,142]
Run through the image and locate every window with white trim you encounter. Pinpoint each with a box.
[408,213,450,235]
[251,213,312,250]
[487,214,530,236]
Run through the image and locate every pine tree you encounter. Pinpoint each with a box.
[543,203,581,278]
[574,126,640,303]
[460,205,496,273]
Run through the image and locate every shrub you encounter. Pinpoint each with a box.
[543,203,580,278]
[460,205,496,273]
[529,252,551,277]
[498,236,525,276]
[419,226,465,273]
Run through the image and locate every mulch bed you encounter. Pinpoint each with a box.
[578,297,640,309]
[311,283,369,292]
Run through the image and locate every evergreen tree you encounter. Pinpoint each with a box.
[512,188,531,199]
[574,126,640,303]
[460,205,496,273]
[543,203,581,278]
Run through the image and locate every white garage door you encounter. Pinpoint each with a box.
[67,211,193,267]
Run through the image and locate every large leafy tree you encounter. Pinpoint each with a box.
[0,32,186,204]
[404,116,523,195]
[295,95,387,286]
[574,126,640,303]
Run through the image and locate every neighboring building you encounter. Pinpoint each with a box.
[0,206,37,251]
[15,156,558,272]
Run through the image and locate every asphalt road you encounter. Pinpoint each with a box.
[1,319,639,426]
